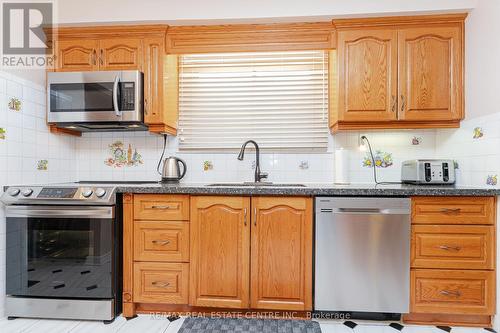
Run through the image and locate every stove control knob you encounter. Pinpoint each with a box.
[9,188,20,196]
[22,188,33,197]
[81,188,93,198]
[95,188,107,198]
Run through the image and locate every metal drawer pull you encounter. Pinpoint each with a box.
[151,205,171,209]
[440,290,461,297]
[439,245,461,251]
[440,208,462,214]
[152,281,170,288]
[244,208,247,226]
[152,240,170,245]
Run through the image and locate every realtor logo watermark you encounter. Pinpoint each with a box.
[1,1,55,69]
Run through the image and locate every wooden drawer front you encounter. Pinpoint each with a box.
[133,262,188,304]
[411,269,495,315]
[412,197,495,225]
[134,221,189,262]
[134,195,189,221]
[412,225,494,270]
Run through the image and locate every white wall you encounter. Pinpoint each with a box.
[54,0,477,25]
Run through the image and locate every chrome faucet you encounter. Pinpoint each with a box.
[237,140,268,183]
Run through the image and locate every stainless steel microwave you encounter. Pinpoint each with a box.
[47,70,146,131]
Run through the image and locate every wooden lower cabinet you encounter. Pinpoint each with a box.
[411,269,495,315]
[250,197,313,310]
[134,221,190,262]
[189,196,251,308]
[133,262,189,304]
[404,196,497,327]
[188,196,313,311]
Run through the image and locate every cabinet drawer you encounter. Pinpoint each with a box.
[412,197,495,225]
[134,195,189,221]
[411,269,495,315]
[134,221,189,262]
[411,225,494,270]
[133,262,188,304]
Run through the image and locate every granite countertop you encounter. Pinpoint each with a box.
[4,182,499,197]
[114,182,500,197]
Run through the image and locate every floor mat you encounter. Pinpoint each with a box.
[178,317,322,333]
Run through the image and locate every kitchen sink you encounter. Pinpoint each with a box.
[206,182,306,187]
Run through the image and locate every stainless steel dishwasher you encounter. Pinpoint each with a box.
[315,197,411,314]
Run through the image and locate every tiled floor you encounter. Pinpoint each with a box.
[0,315,495,333]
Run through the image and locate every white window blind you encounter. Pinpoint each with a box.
[178,50,329,151]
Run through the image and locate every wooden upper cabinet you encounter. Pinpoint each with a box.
[143,37,164,125]
[331,14,466,132]
[99,38,143,71]
[398,26,463,121]
[56,39,98,72]
[189,196,250,309]
[337,29,398,122]
[250,197,313,311]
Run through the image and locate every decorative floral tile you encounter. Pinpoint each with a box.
[8,97,22,112]
[299,161,309,170]
[486,175,498,186]
[363,150,393,168]
[412,136,422,145]
[203,160,213,171]
[104,141,143,168]
[473,127,484,139]
[37,160,48,171]
[0,127,5,140]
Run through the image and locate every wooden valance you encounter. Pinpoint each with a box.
[166,22,335,54]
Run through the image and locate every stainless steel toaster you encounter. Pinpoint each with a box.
[401,159,455,184]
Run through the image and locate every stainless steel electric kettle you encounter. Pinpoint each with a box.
[161,156,187,182]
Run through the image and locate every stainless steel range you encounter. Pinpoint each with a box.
[0,184,122,322]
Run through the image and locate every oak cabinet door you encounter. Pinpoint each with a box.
[398,26,463,121]
[56,39,98,71]
[250,197,313,311]
[337,29,398,122]
[189,196,250,308]
[99,38,143,70]
[143,38,164,125]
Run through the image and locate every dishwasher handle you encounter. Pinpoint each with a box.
[330,207,409,215]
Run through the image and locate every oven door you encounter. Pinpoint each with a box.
[47,70,143,124]
[6,206,115,299]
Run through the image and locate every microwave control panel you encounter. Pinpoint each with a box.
[121,82,135,110]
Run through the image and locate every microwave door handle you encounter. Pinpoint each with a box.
[113,75,121,117]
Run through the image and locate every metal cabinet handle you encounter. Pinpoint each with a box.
[244,208,247,226]
[440,290,461,297]
[152,240,170,245]
[400,95,405,112]
[253,207,257,226]
[438,245,461,252]
[100,49,104,65]
[391,95,396,113]
[151,205,171,210]
[440,208,462,214]
[152,281,170,288]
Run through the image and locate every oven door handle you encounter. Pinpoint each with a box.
[6,206,114,219]
[113,75,121,117]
